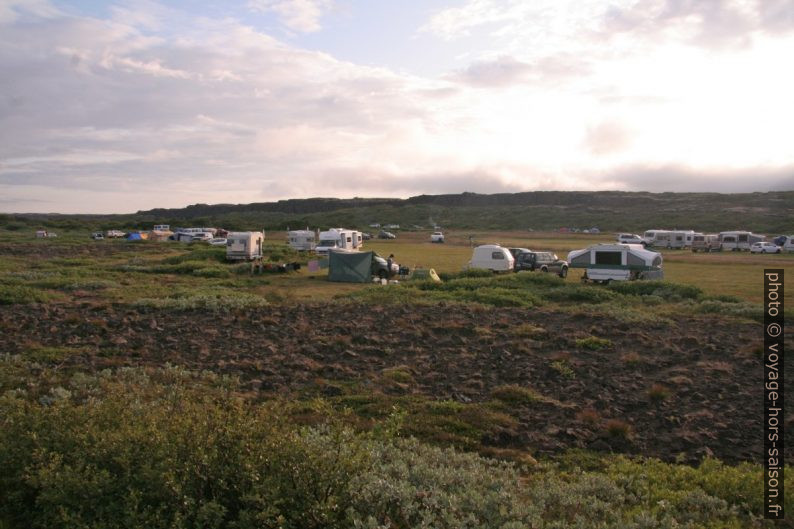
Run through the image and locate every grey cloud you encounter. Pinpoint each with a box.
[601,0,794,48]
[451,54,589,88]
[605,164,794,192]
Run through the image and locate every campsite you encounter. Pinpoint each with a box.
[1,211,793,527]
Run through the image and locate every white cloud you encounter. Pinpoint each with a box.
[248,0,333,33]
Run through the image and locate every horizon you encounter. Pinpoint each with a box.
[2,0,794,214]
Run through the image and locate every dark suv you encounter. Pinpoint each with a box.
[514,251,568,278]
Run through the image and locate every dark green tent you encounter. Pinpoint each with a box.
[328,251,373,283]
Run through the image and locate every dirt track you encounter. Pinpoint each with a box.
[2,302,790,464]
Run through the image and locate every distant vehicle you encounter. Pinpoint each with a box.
[691,233,719,252]
[568,243,663,283]
[467,245,515,273]
[361,232,372,240]
[642,230,670,247]
[750,242,781,254]
[616,233,643,245]
[106,230,126,238]
[384,224,400,230]
[153,224,170,231]
[316,228,363,255]
[369,223,381,228]
[190,232,213,242]
[508,247,531,260]
[35,230,48,238]
[226,232,264,261]
[589,227,601,234]
[91,232,104,240]
[514,251,569,278]
[378,230,396,239]
[430,231,445,243]
[719,231,763,251]
[775,235,794,252]
[287,230,316,251]
[372,252,399,279]
[208,238,227,247]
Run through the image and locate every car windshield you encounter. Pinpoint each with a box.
[318,240,337,247]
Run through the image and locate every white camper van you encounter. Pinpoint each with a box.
[226,232,264,261]
[466,245,515,272]
[719,231,763,251]
[315,228,363,255]
[568,243,663,283]
[287,230,316,251]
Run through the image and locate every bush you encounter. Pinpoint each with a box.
[490,384,540,405]
[545,285,620,303]
[0,285,49,305]
[576,336,613,350]
[697,300,764,322]
[134,293,267,311]
[607,281,703,301]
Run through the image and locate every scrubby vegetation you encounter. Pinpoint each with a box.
[0,361,789,529]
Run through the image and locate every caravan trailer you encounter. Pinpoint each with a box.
[664,230,695,249]
[642,230,670,247]
[719,231,763,251]
[226,232,264,261]
[315,228,363,255]
[287,230,316,251]
[568,243,663,283]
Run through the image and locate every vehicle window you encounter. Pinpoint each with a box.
[595,251,622,265]
[492,251,504,259]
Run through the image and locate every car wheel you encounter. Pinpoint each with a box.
[559,267,568,278]
[541,266,548,273]
[777,249,782,254]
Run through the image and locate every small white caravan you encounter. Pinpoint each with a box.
[467,245,515,272]
[226,232,264,261]
[568,243,663,283]
[287,230,316,251]
[315,228,363,255]
[719,231,763,251]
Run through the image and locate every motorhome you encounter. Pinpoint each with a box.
[287,230,316,251]
[568,243,663,283]
[777,235,794,252]
[466,245,515,273]
[718,231,763,251]
[691,233,719,252]
[226,232,264,261]
[315,228,363,255]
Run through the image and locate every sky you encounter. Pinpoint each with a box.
[1,0,793,213]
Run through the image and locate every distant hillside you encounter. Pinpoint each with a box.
[4,191,794,234]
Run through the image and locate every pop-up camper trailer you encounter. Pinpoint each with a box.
[226,232,264,261]
[287,230,316,251]
[718,231,763,251]
[568,243,663,283]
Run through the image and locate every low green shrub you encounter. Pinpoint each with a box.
[607,281,703,301]
[576,336,613,350]
[0,285,49,305]
[697,300,764,321]
[133,293,267,311]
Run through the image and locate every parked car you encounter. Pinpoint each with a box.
[208,237,227,247]
[616,233,643,245]
[514,251,569,278]
[750,242,782,254]
[91,232,104,240]
[508,247,531,260]
[430,231,445,243]
[361,232,372,240]
[190,232,213,242]
[378,230,396,239]
[372,252,399,279]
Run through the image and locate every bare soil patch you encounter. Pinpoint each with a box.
[1,302,788,464]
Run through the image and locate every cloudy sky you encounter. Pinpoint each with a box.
[1,0,793,213]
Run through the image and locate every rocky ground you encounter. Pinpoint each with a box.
[2,302,789,464]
